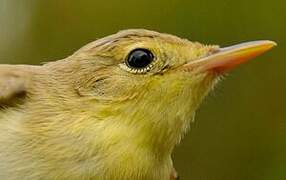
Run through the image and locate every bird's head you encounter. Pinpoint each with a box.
[46,29,274,155]
[0,29,276,179]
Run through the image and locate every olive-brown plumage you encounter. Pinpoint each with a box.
[0,29,275,180]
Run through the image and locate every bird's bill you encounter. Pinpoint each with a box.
[184,40,276,73]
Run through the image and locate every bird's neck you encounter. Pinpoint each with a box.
[83,102,195,179]
[92,100,196,160]
[86,115,180,179]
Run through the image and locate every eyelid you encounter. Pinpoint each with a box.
[119,59,156,74]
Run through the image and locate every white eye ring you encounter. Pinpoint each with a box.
[120,48,156,74]
[119,63,154,74]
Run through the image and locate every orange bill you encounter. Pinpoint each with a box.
[184,40,277,73]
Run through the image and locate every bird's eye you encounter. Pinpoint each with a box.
[126,48,154,69]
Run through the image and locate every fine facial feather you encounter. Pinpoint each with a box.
[0,29,217,180]
[0,29,218,180]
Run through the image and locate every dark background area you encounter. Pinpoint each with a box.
[0,0,285,179]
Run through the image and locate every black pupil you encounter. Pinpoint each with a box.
[126,49,153,69]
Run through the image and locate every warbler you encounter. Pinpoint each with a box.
[0,29,275,180]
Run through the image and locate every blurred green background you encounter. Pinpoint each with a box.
[0,0,285,179]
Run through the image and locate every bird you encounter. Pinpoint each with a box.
[0,29,275,180]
